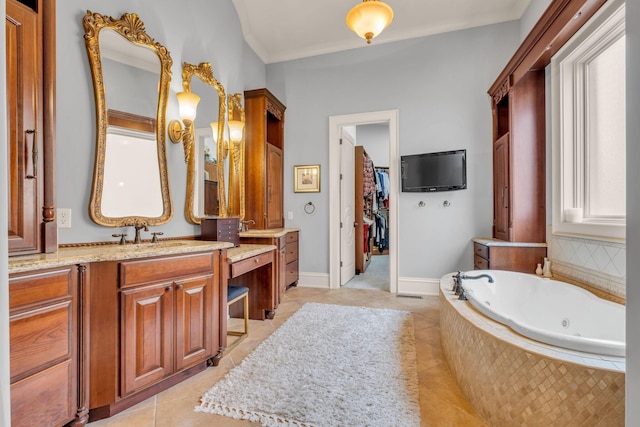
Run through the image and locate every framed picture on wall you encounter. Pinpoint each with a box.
[294,164,320,192]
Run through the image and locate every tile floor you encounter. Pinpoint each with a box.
[87,287,489,426]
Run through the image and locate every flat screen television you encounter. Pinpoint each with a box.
[401,149,467,192]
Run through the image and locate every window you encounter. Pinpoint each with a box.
[551,0,626,240]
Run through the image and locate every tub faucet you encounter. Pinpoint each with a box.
[452,271,462,294]
[460,273,494,283]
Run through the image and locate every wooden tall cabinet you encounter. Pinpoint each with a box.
[244,88,286,230]
[490,70,546,243]
[6,0,57,255]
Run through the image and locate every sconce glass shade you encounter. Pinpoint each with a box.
[346,0,394,44]
[177,91,200,121]
[210,121,219,143]
[228,120,244,142]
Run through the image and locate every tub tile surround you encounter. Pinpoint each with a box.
[440,276,625,427]
[548,229,626,299]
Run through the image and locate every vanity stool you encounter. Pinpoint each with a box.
[227,286,249,346]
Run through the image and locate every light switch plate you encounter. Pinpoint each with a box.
[288,211,294,220]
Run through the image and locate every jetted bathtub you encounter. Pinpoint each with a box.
[458,270,625,357]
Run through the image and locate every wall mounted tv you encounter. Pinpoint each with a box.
[401,149,467,192]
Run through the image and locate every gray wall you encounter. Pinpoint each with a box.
[356,124,390,167]
[56,0,263,244]
[520,0,553,41]
[266,21,521,278]
[627,0,639,422]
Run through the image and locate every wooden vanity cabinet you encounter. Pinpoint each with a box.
[89,251,222,420]
[9,265,89,427]
[6,0,57,255]
[473,241,546,273]
[240,230,299,306]
[244,88,286,230]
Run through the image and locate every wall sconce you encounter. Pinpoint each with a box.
[168,91,200,163]
[228,120,244,142]
[346,0,394,44]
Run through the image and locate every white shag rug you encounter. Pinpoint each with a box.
[195,302,421,427]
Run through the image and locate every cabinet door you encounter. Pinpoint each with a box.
[121,283,173,396]
[6,0,40,254]
[493,134,510,241]
[266,143,284,228]
[174,275,213,371]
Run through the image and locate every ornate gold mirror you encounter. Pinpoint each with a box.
[226,93,246,220]
[170,62,227,224]
[83,11,173,228]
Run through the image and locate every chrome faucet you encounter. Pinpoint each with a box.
[133,224,148,244]
[460,273,494,283]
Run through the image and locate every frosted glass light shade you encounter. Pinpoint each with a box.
[228,120,244,142]
[346,0,394,44]
[177,91,200,121]
[210,121,219,142]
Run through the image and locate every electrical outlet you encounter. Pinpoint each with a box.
[57,208,72,228]
[288,211,293,220]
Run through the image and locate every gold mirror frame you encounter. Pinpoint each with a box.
[180,62,227,224]
[227,93,246,221]
[83,11,173,228]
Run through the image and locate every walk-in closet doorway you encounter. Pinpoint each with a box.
[328,111,399,293]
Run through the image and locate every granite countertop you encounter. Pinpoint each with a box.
[473,238,548,248]
[239,227,300,238]
[8,240,234,274]
[226,244,277,263]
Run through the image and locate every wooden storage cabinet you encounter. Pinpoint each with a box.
[473,241,546,273]
[201,217,240,246]
[284,231,299,289]
[244,88,286,230]
[6,0,57,255]
[89,251,221,420]
[490,70,546,244]
[9,265,87,427]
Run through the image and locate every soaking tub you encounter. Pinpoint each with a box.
[457,270,625,356]
[440,271,625,426]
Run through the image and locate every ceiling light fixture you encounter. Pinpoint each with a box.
[346,0,394,44]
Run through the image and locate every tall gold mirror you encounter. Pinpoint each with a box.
[226,94,246,220]
[173,62,227,224]
[83,11,173,228]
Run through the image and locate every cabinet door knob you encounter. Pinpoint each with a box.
[165,286,172,292]
[175,283,183,290]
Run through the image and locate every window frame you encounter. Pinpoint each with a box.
[551,0,626,241]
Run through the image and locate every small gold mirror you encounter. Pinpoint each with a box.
[83,11,173,228]
[174,62,227,224]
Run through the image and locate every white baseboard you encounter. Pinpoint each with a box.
[297,272,440,295]
[398,277,440,296]
[297,272,330,288]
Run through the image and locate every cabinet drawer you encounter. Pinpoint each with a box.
[285,260,298,286]
[474,255,489,270]
[120,252,214,288]
[285,242,298,264]
[231,251,273,278]
[10,301,72,381]
[286,231,298,244]
[11,360,74,427]
[474,243,489,260]
[9,268,73,310]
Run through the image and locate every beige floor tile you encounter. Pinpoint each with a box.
[88,286,486,427]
